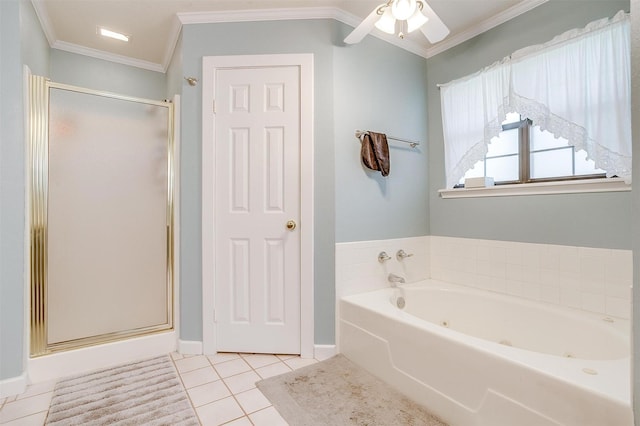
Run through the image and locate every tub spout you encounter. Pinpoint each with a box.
[388,273,405,286]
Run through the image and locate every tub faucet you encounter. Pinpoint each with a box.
[388,273,406,287]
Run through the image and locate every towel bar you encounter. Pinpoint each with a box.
[355,130,420,148]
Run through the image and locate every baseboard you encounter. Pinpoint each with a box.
[314,344,337,361]
[0,372,28,398]
[178,340,203,355]
[28,331,177,383]
[178,340,327,358]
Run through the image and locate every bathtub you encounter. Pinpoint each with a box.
[339,280,632,426]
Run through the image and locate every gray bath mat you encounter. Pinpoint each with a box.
[45,355,198,425]
[256,354,448,426]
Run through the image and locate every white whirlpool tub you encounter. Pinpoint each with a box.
[339,280,632,426]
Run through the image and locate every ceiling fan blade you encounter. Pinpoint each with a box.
[418,1,450,43]
[344,4,386,44]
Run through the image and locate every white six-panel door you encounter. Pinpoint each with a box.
[202,55,314,356]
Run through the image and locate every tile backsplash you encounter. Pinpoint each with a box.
[336,235,632,319]
[335,236,430,300]
[431,236,631,319]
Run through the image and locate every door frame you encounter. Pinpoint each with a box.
[201,54,314,357]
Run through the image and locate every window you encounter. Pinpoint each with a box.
[459,113,606,186]
[440,12,631,189]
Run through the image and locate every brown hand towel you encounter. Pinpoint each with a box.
[361,131,390,176]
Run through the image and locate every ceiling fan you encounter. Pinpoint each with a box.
[344,0,450,45]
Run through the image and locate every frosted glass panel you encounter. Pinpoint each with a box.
[486,155,519,182]
[531,148,573,179]
[487,129,518,157]
[47,88,170,344]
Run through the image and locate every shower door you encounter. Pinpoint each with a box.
[29,75,175,356]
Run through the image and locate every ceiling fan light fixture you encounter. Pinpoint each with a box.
[374,6,396,34]
[391,0,417,21]
[343,0,449,45]
[407,7,428,33]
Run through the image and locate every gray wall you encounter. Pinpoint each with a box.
[334,26,429,243]
[0,0,49,381]
[0,4,166,381]
[20,0,49,76]
[179,19,428,345]
[3,14,429,376]
[6,0,632,383]
[50,50,166,99]
[427,0,632,250]
[180,21,334,343]
[179,19,337,345]
[0,0,25,383]
[166,32,183,99]
[631,0,639,421]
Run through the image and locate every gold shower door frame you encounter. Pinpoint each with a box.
[29,75,175,357]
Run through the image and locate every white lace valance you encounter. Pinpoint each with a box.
[440,11,631,188]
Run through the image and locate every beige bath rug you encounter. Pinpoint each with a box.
[45,355,198,426]
[256,354,448,426]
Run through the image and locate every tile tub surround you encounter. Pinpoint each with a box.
[335,236,631,320]
[430,236,632,319]
[335,236,430,300]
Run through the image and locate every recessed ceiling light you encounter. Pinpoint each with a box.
[98,26,130,42]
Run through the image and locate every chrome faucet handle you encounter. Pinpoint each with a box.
[378,252,391,263]
[396,249,414,260]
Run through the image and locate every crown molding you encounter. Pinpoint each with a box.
[425,0,549,58]
[162,15,183,73]
[30,0,57,46]
[31,1,549,72]
[31,0,165,72]
[52,40,165,73]
[177,6,430,58]
[177,6,337,25]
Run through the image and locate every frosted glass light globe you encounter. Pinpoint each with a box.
[391,0,417,21]
[374,7,396,34]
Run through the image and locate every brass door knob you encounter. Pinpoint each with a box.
[286,220,297,231]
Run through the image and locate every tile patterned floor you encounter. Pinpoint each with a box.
[0,352,319,425]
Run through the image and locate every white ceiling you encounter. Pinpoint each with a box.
[31,0,548,73]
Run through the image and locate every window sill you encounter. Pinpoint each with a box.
[438,178,631,199]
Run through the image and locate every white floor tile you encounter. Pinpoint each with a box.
[207,353,241,365]
[234,388,271,414]
[0,352,297,426]
[0,411,48,426]
[276,354,297,361]
[196,396,245,426]
[171,352,184,361]
[284,357,318,370]
[174,355,211,374]
[221,416,252,426]
[249,406,289,426]
[0,392,52,424]
[16,381,55,401]
[222,371,261,394]
[241,354,280,369]
[180,366,220,389]
[255,362,291,379]
[214,359,252,379]
[187,380,231,408]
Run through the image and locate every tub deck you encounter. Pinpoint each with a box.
[339,280,632,426]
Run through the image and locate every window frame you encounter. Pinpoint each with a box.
[439,177,630,199]
[481,117,606,186]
